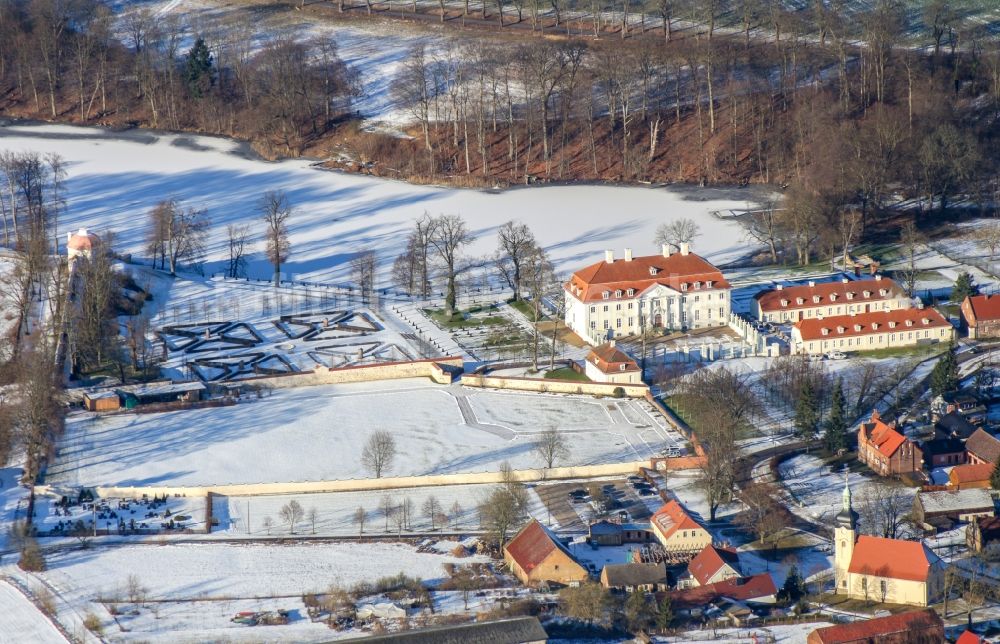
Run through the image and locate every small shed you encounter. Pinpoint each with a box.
[124,381,206,407]
[913,488,995,528]
[83,390,120,412]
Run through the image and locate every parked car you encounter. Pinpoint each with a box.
[824,351,847,360]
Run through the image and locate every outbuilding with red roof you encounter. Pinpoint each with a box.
[503,519,588,588]
[806,609,943,644]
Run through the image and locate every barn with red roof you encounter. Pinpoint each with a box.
[806,609,943,644]
[503,519,588,587]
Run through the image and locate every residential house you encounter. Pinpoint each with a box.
[948,463,995,490]
[587,520,652,546]
[922,437,966,468]
[563,245,731,345]
[754,276,908,323]
[599,562,668,592]
[935,411,980,441]
[678,544,742,588]
[967,516,1000,553]
[938,392,987,425]
[835,481,945,606]
[790,307,953,356]
[583,342,642,384]
[962,294,1000,339]
[912,488,995,528]
[669,574,778,616]
[806,609,944,644]
[966,429,1000,466]
[503,519,588,588]
[857,411,922,477]
[649,500,712,553]
[351,616,549,644]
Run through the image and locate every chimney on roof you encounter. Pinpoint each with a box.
[808,281,815,287]
[624,248,633,262]
[661,244,671,258]
[605,250,614,264]
[874,274,882,281]
[842,277,850,284]
[776,284,783,291]
[680,242,690,256]
[609,339,616,348]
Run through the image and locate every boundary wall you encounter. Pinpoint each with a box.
[460,374,648,398]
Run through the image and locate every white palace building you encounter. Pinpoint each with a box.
[564,244,731,346]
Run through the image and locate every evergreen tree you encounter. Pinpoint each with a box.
[778,565,804,603]
[655,594,672,632]
[185,38,215,98]
[952,271,977,303]
[991,459,1000,490]
[623,590,653,634]
[930,342,959,397]
[794,378,820,441]
[823,378,848,453]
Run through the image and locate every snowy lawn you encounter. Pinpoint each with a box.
[0,124,762,286]
[0,580,66,644]
[47,380,663,488]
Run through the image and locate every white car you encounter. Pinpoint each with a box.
[825,351,847,360]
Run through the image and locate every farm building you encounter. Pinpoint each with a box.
[806,609,943,644]
[679,544,742,588]
[967,516,1000,553]
[587,520,653,546]
[120,381,206,408]
[966,429,1000,466]
[351,616,548,643]
[913,488,995,528]
[599,562,668,593]
[947,463,995,490]
[82,390,120,412]
[669,573,778,616]
[754,276,908,323]
[921,437,966,468]
[503,519,588,588]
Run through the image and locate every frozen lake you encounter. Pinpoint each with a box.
[0,122,763,285]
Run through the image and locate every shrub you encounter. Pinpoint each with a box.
[36,587,56,617]
[83,612,103,635]
[612,387,626,399]
[18,538,46,572]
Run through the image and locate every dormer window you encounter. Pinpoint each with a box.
[681,284,688,292]
[694,281,701,290]
[619,364,626,371]
[707,280,713,288]
[615,290,622,298]
[846,292,854,300]
[830,293,838,301]
[780,299,788,307]
[602,291,610,300]
[837,326,845,333]
[796,297,804,305]
[863,290,871,298]
[626,288,635,297]
[889,321,896,328]
[879,289,888,296]
[813,296,821,304]
[821,328,830,336]
[872,323,880,330]
[854,324,862,332]
[649,266,658,276]
[922,318,930,325]
[906,319,913,327]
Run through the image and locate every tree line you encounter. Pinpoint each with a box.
[0,1,358,156]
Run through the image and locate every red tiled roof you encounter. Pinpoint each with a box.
[504,519,572,574]
[967,429,1000,465]
[860,414,907,459]
[956,629,987,644]
[650,500,704,542]
[756,277,903,313]
[808,609,943,644]
[587,343,640,374]
[794,307,950,342]
[566,251,729,303]
[670,573,777,609]
[847,535,938,582]
[966,294,1000,324]
[949,462,994,485]
[687,545,741,586]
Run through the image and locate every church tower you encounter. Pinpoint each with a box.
[834,475,858,594]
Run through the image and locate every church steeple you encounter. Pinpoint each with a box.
[834,470,858,594]
[836,472,858,529]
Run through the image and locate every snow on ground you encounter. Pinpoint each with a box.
[0,580,66,644]
[0,467,31,551]
[0,124,762,285]
[47,380,664,488]
[657,621,832,643]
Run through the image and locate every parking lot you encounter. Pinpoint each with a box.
[532,477,660,533]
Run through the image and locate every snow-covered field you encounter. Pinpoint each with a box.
[0,123,761,286]
[48,379,664,488]
[0,580,66,644]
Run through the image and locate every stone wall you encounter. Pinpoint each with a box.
[85,460,648,499]
[461,374,648,398]
[236,356,463,390]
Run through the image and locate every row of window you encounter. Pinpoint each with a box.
[600,281,719,300]
[806,328,945,351]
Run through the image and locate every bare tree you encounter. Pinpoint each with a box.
[226,223,251,278]
[973,222,1000,258]
[350,249,377,306]
[422,495,442,530]
[857,484,909,539]
[478,462,528,550]
[145,200,209,275]
[362,431,397,478]
[353,506,367,536]
[307,506,318,534]
[735,481,789,546]
[262,515,274,535]
[126,574,147,607]
[449,500,463,528]
[742,202,783,263]
[260,190,292,286]
[428,213,475,316]
[534,426,569,469]
[380,495,394,532]
[523,244,556,371]
[899,219,923,297]
[494,220,536,301]
[279,500,304,534]
[654,217,701,250]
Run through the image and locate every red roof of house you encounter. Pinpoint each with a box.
[859,413,907,459]
[949,462,994,485]
[566,251,729,303]
[504,519,576,574]
[967,429,1000,465]
[956,629,988,644]
[687,544,741,586]
[587,343,640,374]
[670,573,777,609]
[794,307,950,342]
[965,294,1000,324]
[847,535,938,582]
[650,500,704,542]
[808,609,943,644]
[756,277,903,313]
